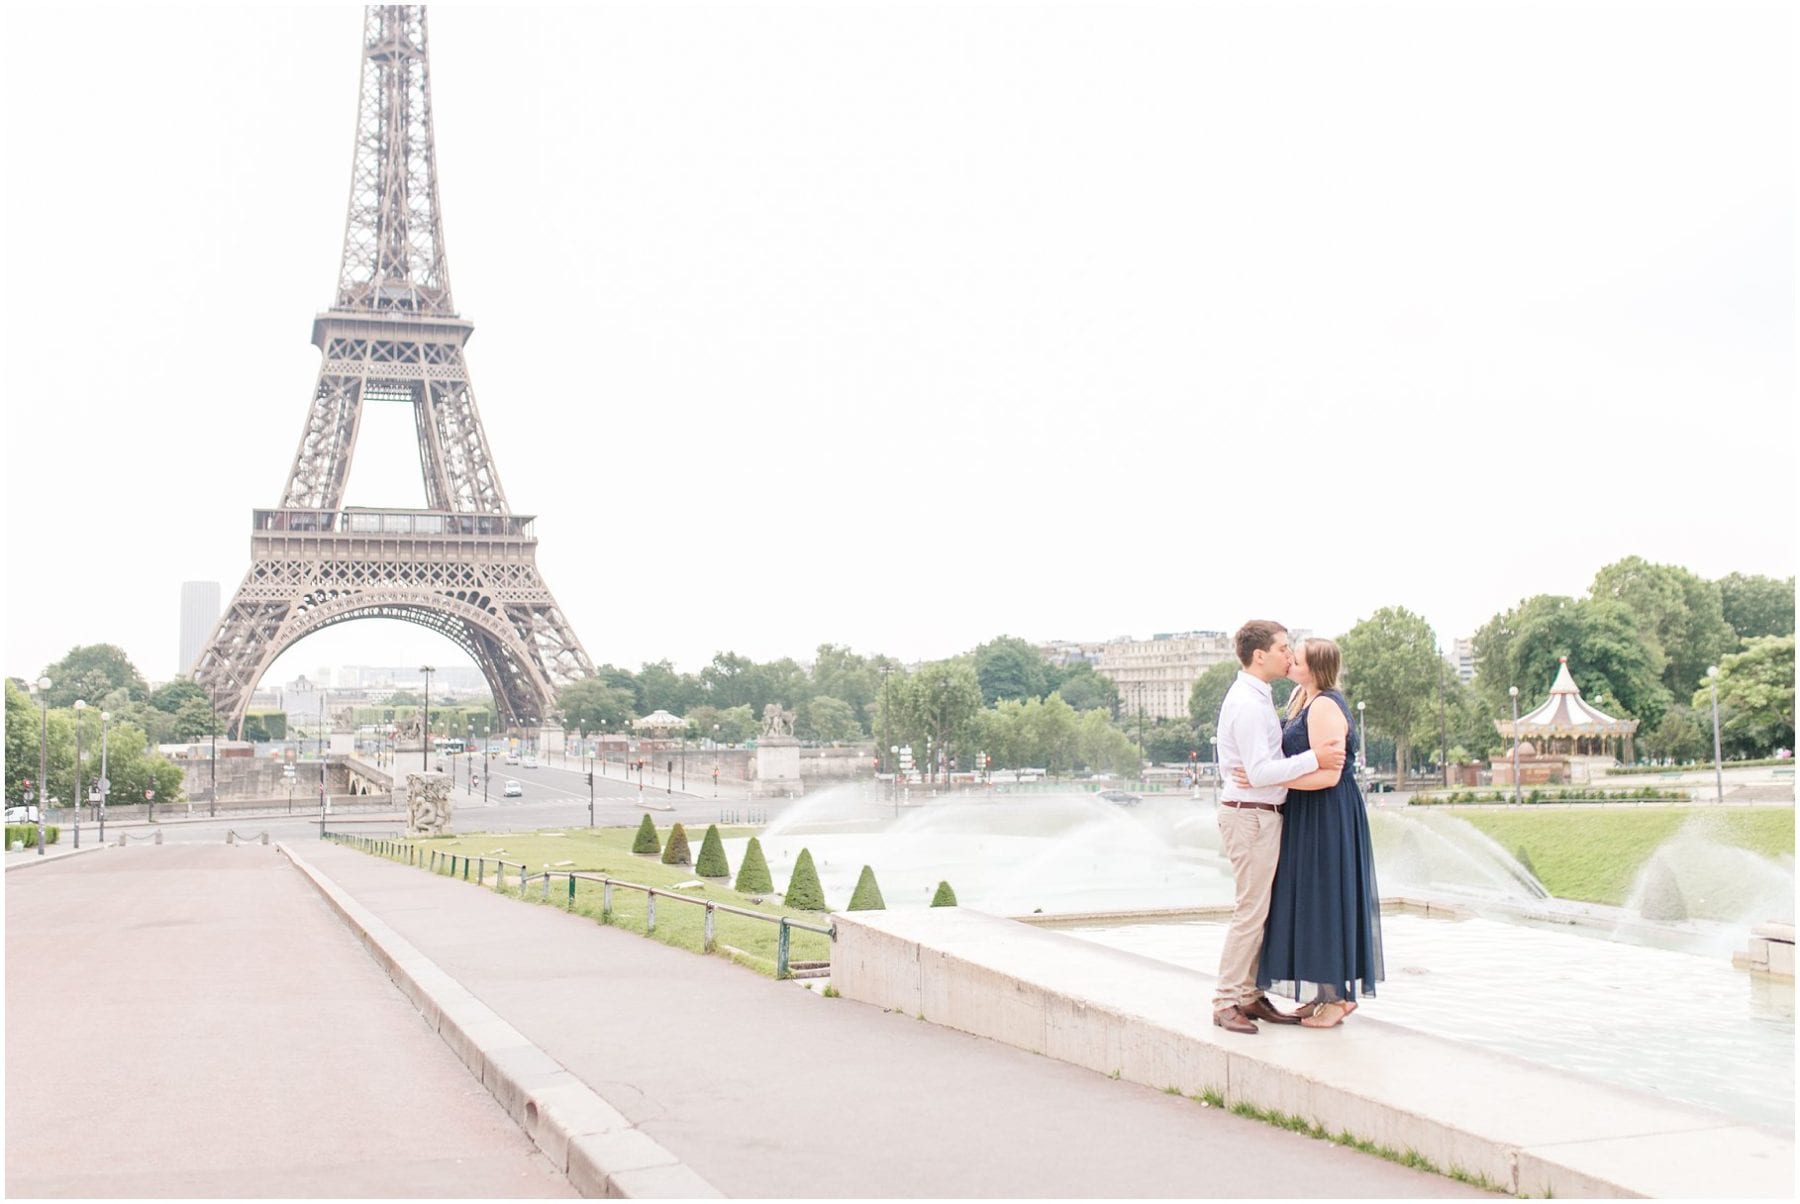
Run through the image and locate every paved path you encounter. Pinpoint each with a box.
[4,845,573,1198]
[6,841,1487,1198]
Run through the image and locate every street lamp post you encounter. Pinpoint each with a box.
[1708,665,1723,805]
[713,723,721,797]
[33,677,50,857]
[1508,686,1521,806]
[98,710,110,842]
[209,690,218,819]
[72,699,86,849]
[889,744,900,816]
[1356,700,1367,784]
[419,666,435,772]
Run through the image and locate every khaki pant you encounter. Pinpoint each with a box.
[1212,804,1283,1012]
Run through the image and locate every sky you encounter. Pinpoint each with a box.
[1,1,1793,691]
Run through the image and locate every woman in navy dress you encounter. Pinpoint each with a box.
[1237,637,1384,1028]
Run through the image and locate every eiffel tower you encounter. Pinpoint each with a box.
[193,5,594,737]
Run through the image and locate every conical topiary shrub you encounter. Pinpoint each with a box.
[696,824,729,879]
[783,848,828,911]
[632,813,660,854]
[661,821,692,866]
[735,836,773,894]
[930,880,958,907]
[848,865,886,910]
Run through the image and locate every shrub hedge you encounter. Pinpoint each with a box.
[695,824,730,878]
[5,824,58,848]
[735,837,773,894]
[783,848,828,911]
[1411,787,1690,806]
[632,813,660,854]
[661,822,692,866]
[848,865,885,911]
[930,880,958,907]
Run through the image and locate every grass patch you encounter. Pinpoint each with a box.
[1219,1098,1509,1193]
[1449,806,1794,908]
[386,825,832,975]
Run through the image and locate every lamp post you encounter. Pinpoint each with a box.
[98,710,110,842]
[713,723,721,797]
[1708,665,1723,805]
[1356,700,1367,784]
[72,699,86,849]
[33,677,50,856]
[208,690,218,818]
[1438,650,1449,789]
[1508,686,1521,806]
[1210,735,1219,804]
[419,666,434,772]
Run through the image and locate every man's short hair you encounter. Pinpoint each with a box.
[1235,620,1287,667]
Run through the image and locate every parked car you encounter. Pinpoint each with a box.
[503,779,523,798]
[5,805,41,824]
[1366,779,1396,793]
[1098,789,1142,806]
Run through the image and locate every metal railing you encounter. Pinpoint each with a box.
[226,830,271,845]
[324,832,833,979]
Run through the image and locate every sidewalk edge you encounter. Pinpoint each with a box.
[277,841,723,1199]
[5,843,110,872]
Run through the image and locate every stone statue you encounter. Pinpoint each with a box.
[406,772,452,835]
[762,703,796,739]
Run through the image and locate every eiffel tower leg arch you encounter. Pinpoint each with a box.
[203,592,560,740]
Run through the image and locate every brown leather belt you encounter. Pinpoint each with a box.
[1219,800,1282,812]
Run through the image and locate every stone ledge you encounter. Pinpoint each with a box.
[278,843,719,1198]
[833,907,1792,1199]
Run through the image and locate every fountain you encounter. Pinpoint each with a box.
[723,783,1795,1131]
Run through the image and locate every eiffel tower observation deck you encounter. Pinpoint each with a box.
[192,5,595,738]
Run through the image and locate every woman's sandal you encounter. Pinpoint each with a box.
[1300,1000,1352,1029]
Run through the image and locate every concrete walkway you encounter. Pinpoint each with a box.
[4,845,573,1198]
[6,840,1483,1199]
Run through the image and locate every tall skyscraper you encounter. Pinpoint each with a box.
[179,581,222,676]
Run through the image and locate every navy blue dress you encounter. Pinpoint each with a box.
[1258,690,1385,1002]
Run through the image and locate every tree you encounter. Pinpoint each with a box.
[810,644,881,732]
[1046,662,1117,712]
[40,644,149,708]
[558,678,634,735]
[1074,708,1140,775]
[592,663,644,714]
[1640,705,1708,764]
[1339,607,1443,779]
[170,698,220,742]
[1693,635,1795,758]
[632,813,660,854]
[1717,573,1795,643]
[1187,661,1239,742]
[1473,594,1670,726]
[150,679,207,714]
[801,696,860,744]
[743,657,811,719]
[1143,719,1202,764]
[698,652,756,710]
[930,880,958,907]
[6,679,40,805]
[637,660,698,715]
[897,660,983,783]
[974,636,1050,705]
[1591,556,1733,698]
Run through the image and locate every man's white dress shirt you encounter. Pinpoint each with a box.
[1216,671,1319,804]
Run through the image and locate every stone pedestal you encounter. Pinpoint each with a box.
[752,737,803,799]
[1732,921,1795,980]
[406,772,452,835]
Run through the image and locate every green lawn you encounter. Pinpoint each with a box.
[1450,806,1794,909]
[387,824,832,974]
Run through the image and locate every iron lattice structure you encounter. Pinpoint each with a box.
[193,5,594,737]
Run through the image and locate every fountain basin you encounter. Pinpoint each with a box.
[832,906,1793,1198]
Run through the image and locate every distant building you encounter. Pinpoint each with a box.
[1096,630,1236,722]
[178,581,221,676]
[1453,637,1477,683]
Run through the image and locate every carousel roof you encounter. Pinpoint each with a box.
[1497,658,1639,738]
[633,709,685,731]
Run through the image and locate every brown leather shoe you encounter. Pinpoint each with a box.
[1212,1005,1258,1034]
[1241,996,1302,1025]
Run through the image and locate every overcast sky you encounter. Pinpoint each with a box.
[2,1,1792,691]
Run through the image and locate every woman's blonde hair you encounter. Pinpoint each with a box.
[1286,638,1343,718]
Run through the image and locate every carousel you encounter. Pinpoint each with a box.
[1493,657,1640,784]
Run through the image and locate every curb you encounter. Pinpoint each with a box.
[277,842,721,1199]
[5,843,110,873]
